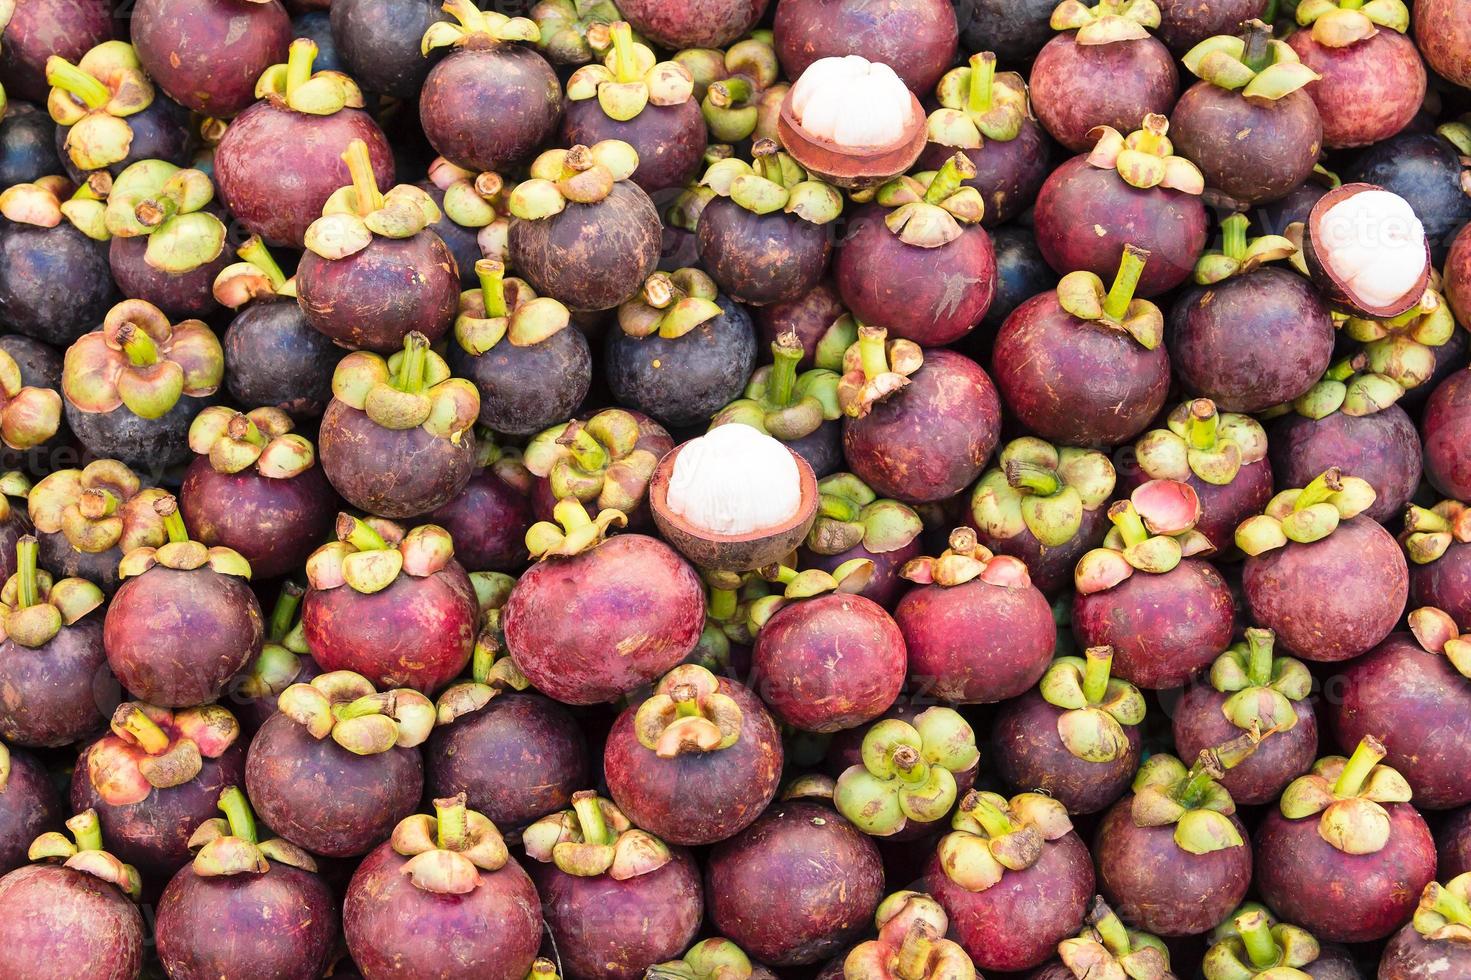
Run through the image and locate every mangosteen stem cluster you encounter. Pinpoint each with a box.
[1134,399,1268,486]
[806,472,924,556]
[1404,499,1471,563]
[28,809,142,899]
[1235,468,1377,555]
[257,38,363,116]
[1075,480,1213,593]
[1278,735,1413,855]
[387,791,511,894]
[1414,875,1471,940]
[834,708,979,836]
[1054,245,1164,350]
[633,664,743,759]
[1039,647,1147,763]
[936,790,1075,891]
[1058,897,1172,977]
[837,326,923,418]
[523,791,672,879]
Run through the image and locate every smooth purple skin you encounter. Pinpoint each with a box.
[605,678,781,846]
[64,390,207,472]
[1305,945,1368,980]
[180,458,339,581]
[223,300,338,418]
[1169,83,1322,207]
[0,616,110,748]
[0,222,120,348]
[1438,805,1471,878]
[754,280,846,369]
[918,117,1054,227]
[1414,544,1471,633]
[750,592,906,733]
[36,530,124,596]
[244,711,423,858]
[132,0,291,117]
[1155,0,1267,52]
[708,800,884,966]
[1329,633,1471,810]
[0,0,116,103]
[503,534,705,705]
[296,233,460,352]
[563,98,707,195]
[842,349,1001,504]
[1095,798,1251,936]
[927,831,1094,972]
[1380,924,1471,980]
[1423,370,1471,501]
[428,469,533,573]
[1033,154,1207,297]
[773,0,957,94]
[72,741,247,880]
[425,691,587,830]
[1030,34,1179,153]
[1268,406,1422,525]
[1171,682,1319,805]
[697,197,832,308]
[1286,30,1425,150]
[969,500,1111,596]
[992,689,1142,813]
[619,0,767,47]
[0,748,63,876]
[1242,517,1408,663]
[448,326,592,437]
[1255,803,1436,943]
[0,865,144,980]
[345,843,541,980]
[156,861,338,980]
[331,0,451,101]
[420,46,562,174]
[797,537,922,610]
[895,576,1055,704]
[1073,559,1235,690]
[1168,267,1335,414]
[1119,455,1274,555]
[318,400,476,519]
[534,847,703,980]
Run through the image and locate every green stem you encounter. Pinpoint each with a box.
[1293,468,1342,512]
[709,76,753,108]
[1323,357,1358,383]
[285,38,317,101]
[960,793,1016,837]
[238,236,287,290]
[767,564,798,587]
[268,582,304,643]
[561,424,609,473]
[856,326,890,381]
[571,792,612,846]
[395,332,429,393]
[343,139,383,216]
[15,536,38,610]
[767,337,801,408]
[1091,905,1131,957]
[119,325,159,367]
[1005,459,1061,496]
[67,811,104,852]
[1103,246,1148,322]
[708,587,738,621]
[1236,910,1280,969]
[1177,759,1217,808]
[159,498,188,544]
[1186,399,1219,450]
[1109,501,1150,548]
[752,139,783,184]
[966,52,996,114]
[471,636,497,685]
[116,704,171,755]
[46,58,111,111]
[1082,646,1113,705]
[1245,628,1274,688]
[217,787,259,845]
[1428,883,1471,928]
[923,155,967,205]
[610,21,638,84]
[672,693,701,719]
[1221,214,1249,263]
[1339,0,1364,9]
[1239,20,1273,73]
[339,514,388,552]
[436,795,469,851]
[476,259,508,318]
[1333,736,1385,797]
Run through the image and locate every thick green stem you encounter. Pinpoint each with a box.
[343,139,383,216]
[1186,399,1220,450]
[1236,910,1280,969]
[1245,628,1274,688]
[1082,646,1113,705]
[1294,468,1342,512]
[159,498,188,545]
[471,638,497,685]
[67,811,104,852]
[571,792,612,846]
[268,582,304,643]
[708,587,738,621]
[672,690,701,719]
[1005,459,1061,496]
[1109,501,1150,548]
[610,21,638,84]
[79,488,119,520]
[395,333,429,394]
[285,39,317,101]
[46,58,111,111]
[766,564,799,587]
[923,156,968,205]
[217,787,259,845]
[767,337,801,408]
[967,52,996,114]
[709,76,753,108]
[960,793,1016,837]
[752,139,784,184]
[476,259,508,318]
[238,236,287,290]
[856,326,890,381]
[116,704,170,755]
[1103,246,1148,322]
[1177,759,1216,808]
[118,325,159,368]
[1428,883,1471,928]
[15,536,38,610]
[436,795,469,851]
[1221,214,1249,263]
[1333,736,1385,797]
[1240,20,1273,73]
[339,514,388,553]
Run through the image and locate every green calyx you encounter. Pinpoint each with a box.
[1087,115,1204,195]
[1210,628,1311,734]
[526,497,627,560]
[746,557,874,633]
[712,332,840,443]
[695,569,769,667]
[277,670,435,754]
[901,526,1033,590]
[1183,21,1319,99]
[188,406,315,479]
[46,41,154,172]
[0,173,110,240]
[1130,742,1249,855]
[523,409,662,514]
[510,141,639,219]
[1204,906,1323,979]
[330,333,480,438]
[306,140,441,260]
[1341,288,1457,392]
[428,160,510,238]
[617,268,723,339]
[1056,245,1164,349]
[1279,736,1411,855]
[28,809,142,900]
[523,791,671,879]
[1133,399,1267,487]
[834,709,979,836]
[213,236,296,309]
[1283,353,1409,420]
[116,495,252,581]
[0,348,61,451]
[0,472,29,525]
[1412,874,1471,943]
[188,786,316,878]
[390,792,511,895]
[566,20,692,122]
[63,299,223,421]
[697,33,781,143]
[1039,647,1146,763]
[0,536,103,648]
[836,325,924,419]
[970,437,1115,550]
[256,38,364,116]
[456,259,571,354]
[1234,467,1376,555]
[103,159,224,274]
[927,52,1026,149]
[806,472,923,557]
[700,139,842,223]
[875,153,984,247]
[424,0,540,53]
[306,516,454,595]
[531,0,623,66]
[27,460,167,557]
[1061,897,1173,980]
[936,791,1074,892]
[649,939,759,980]
[844,891,975,980]
[1296,0,1409,47]
[632,664,743,758]
[1051,0,1161,43]
[1075,479,1213,594]
[1194,213,1298,285]
[1403,498,1471,565]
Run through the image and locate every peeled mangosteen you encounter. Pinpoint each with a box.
[1301,183,1431,319]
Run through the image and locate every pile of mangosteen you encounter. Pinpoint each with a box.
[3,0,1471,976]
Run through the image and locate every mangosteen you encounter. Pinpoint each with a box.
[0,742,63,876]
[1347,129,1471,261]
[531,0,624,66]
[525,792,704,979]
[1173,628,1318,805]
[1286,0,1424,150]
[429,437,534,573]
[691,33,783,146]
[72,702,246,879]
[774,0,956,95]
[710,333,844,478]
[1414,0,1471,90]
[1380,875,1471,980]
[521,408,674,529]
[317,333,480,519]
[421,159,512,289]
[293,10,340,72]
[954,0,1058,65]
[1443,809,1471,880]
[993,647,1145,814]
[1237,469,1408,662]
[26,461,167,596]
[507,140,662,312]
[844,891,978,980]
[0,0,115,104]
[1155,0,1266,54]
[625,0,766,48]
[155,786,338,980]
[1254,737,1437,943]
[993,247,1169,446]
[0,102,63,186]
[1339,286,1459,406]
[839,328,1000,504]
[245,670,431,857]
[754,280,849,368]
[0,345,61,455]
[1423,369,1471,501]
[132,0,291,118]
[696,141,842,307]
[1032,117,1207,296]
[1203,906,1352,979]
[214,38,395,248]
[979,228,1056,337]
[799,472,924,609]
[331,0,449,100]
[1301,183,1431,318]
[1403,500,1471,629]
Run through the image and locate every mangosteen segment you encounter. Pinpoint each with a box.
[1303,183,1430,318]
[43,41,156,175]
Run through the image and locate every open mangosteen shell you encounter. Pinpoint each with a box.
[1301,182,1431,319]
[776,87,928,190]
[649,437,818,572]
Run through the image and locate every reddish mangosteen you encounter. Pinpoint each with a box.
[0,742,62,876]
[0,536,107,747]
[749,558,905,732]
[1422,369,1471,502]
[895,527,1054,704]
[835,154,995,347]
[993,246,1169,446]
[345,793,541,980]
[798,472,924,609]
[839,329,1000,504]
[1072,480,1234,689]
[830,707,978,840]
[1203,905,1354,980]
[0,176,119,348]
[711,333,843,477]
[605,664,781,845]
[0,345,62,456]
[245,669,430,857]
[72,702,246,879]
[104,496,262,706]
[155,786,337,980]
[1329,608,1471,810]
[504,499,704,704]
[1301,183,1431,318]
[1172,629,1318,805]
[1286,0,1423,150]
[0,810,143,979]
[303,517,476,693]
[776,55,928,191]
[1450,224,1471,331]
[696,141,841,307]
[521,408,675,530]
[1030,0,1178,153]
[621,0,765,48]
[1442,808,1471,879]
[1237,469,1408,662]
[330,0,451,100]
[842,891,979,980]
[650,424,817,573]
[993,647,1145,814]
[508,140,662,312]
[429,436,533,573]
[419,2,561,175]
[754,280,849,368]
[180,407,337,580]
[0,0,115,104]
[132,0,290,118]
[317,333,480,518]
[1414,0,1471,89]
[708,793,884,965]
[773,0,955,95]
[214,38,394,248]
[968,439,1115,595]
[1402,500,1471,629]
[926,791,1094,971]
[525,792,703,979]
[1254,736,1437,943]
[27,460,166,594]
[1168,213,1335,413]
[1033,117,1206,296]
[1380,875,1471,980]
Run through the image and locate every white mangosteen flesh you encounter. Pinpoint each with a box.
[666,424,802,537]
[789,55,914,150]
[1318,189,1428,309]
